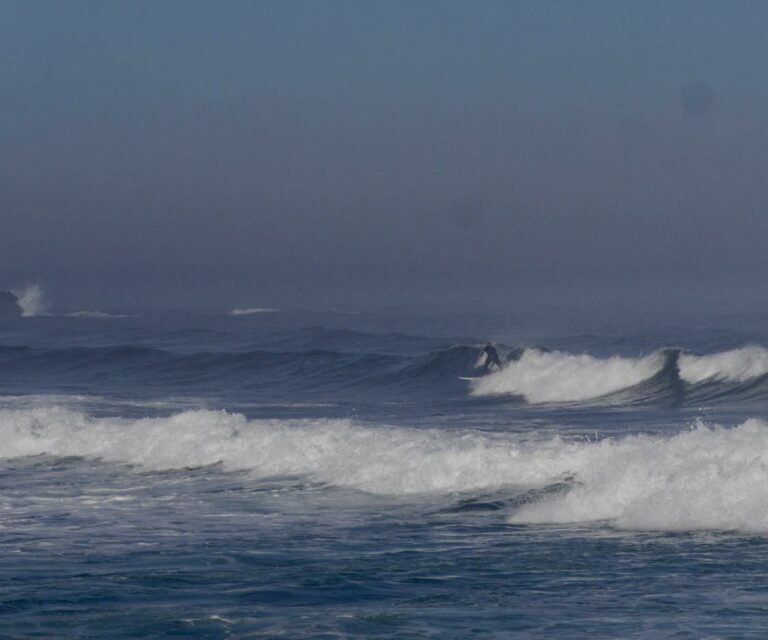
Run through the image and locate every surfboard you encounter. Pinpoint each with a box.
[458,376,482,381]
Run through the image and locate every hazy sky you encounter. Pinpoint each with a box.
[2,0,768,311]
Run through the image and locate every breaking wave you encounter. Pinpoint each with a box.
[678,346,768,383]
[230,308,280,316]
[470,349,664,403]
[65,311,137,319]
[1,331,768,406]
[509,418,768,531]
[470,346,768,405]
[11,284,46,317]
[3,407,768,531]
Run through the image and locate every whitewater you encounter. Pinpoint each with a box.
[6,406,768,532]
[3,309,768,638]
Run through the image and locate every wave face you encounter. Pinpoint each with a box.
[3,309,768,408]
[470,349,665,403]
[0,341,482,402]
[4,407,768,531]
[3,336,768,407]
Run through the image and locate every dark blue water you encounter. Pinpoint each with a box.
[3,308,768,638]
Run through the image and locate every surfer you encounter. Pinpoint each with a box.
[482,343,502,373]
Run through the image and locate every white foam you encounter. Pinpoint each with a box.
[229,308,279,316]
[11,284,46,317]
[3,408,768,531]
[509,419,768,532]
[0,408,538,494]
[678,346,768,384]
[471,349,663,403]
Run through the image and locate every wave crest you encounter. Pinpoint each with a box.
[230,308,280,316]
[66,311,137,319]
[11,285,46,317]
[470,349,664,403]
[679,346,768,383]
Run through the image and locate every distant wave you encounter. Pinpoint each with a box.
[11,284,46,317]
[66,311,137,319]
[3,406,768,531]
[230,308,280,316]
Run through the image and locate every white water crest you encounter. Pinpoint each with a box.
[471,349,664,403]
[11,284,46,317]
[66,311,136,319]
[230,308,280,316]
[0,408,537,494]
[509,419,768,532]
[678,346,768,384]
[3,408,768,531]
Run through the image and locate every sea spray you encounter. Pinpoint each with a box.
[11,284,46,317]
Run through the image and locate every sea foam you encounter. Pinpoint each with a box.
[3,407,768,531]
[471,349,664,402]
[471,346,768,403]
[0,407,535,494]
[678,346,768,384]
[509,418,768,531]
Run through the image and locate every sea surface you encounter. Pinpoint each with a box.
[3,307,768,638]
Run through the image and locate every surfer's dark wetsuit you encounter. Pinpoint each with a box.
[483,343,502,373]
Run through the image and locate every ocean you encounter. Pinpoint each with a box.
[3,307,768,638]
